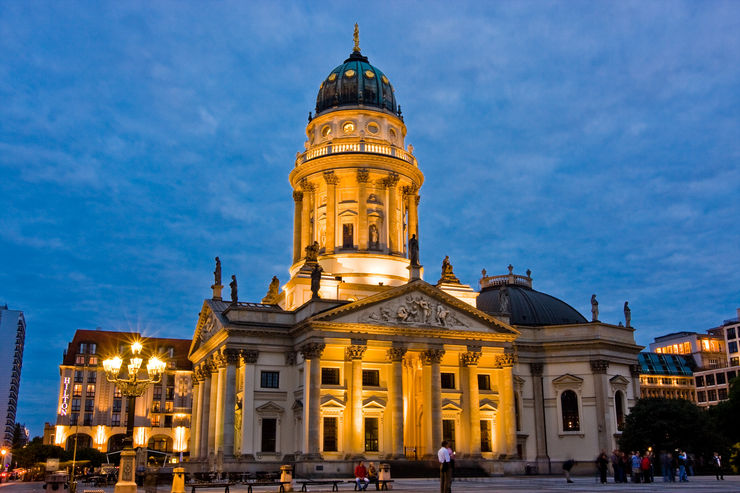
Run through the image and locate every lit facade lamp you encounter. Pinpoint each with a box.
[102,341,166,493]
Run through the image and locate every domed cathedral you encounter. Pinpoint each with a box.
[186,27,642,477]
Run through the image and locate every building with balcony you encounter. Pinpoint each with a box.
[638,352,694,401]
[53,329,193,456]
[0,305,25,464]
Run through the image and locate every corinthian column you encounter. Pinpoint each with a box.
[357,169,369,250]
[324,172,339,254]
[240,350,259,458]
[300,181,314,256]
[403,185,419,243]
[422,348,445,454]
[591,359,611,453]
[385,173,400,254]
[529,363,549,469]
[214,354,227,453]
[346,344,367,455]
[387,347,407,458]
[461,351,482,457]
[300,342,325,458]
[220,349,239,457]
[190,371,202,458]
[293,191,303,263]
[496,353,517,456]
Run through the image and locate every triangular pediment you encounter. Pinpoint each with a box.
[441,399,462,411]
[610,375,629,386]
[362,396,386,409]
[256,401,284,414]
[189,300,227,359]
[552,373,584,388]
[321,395,346,408]
[310,280,518,336]
[480,398,498,411]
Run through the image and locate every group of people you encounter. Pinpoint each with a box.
[353,460,379,491]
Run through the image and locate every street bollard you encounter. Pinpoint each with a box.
[280,464,293,492]
[171,467,185,493]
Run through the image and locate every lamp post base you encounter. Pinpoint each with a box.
[114,449,138,493]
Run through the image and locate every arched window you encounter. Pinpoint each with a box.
[514,392,521,431]
[615,390,625,431]
[561,390,580,431]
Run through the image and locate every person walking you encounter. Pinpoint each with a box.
[640,453,651,483]
[562,458,575,483]
[630,451,641,483]
[713,452,724,480]
[596,451,609,484]
[438,440,452,493]
[678,450,688,482]
[354,460,369,491]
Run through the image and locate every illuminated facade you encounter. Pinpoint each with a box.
[187,33,642,476]
[649,331,725,369]
[694,310,740,407]
[638,352,694,401]
[0,305,25,465]
[53,330,193,455]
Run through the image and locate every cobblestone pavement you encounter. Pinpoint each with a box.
[2,477,740,493]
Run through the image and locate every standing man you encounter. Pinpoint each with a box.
[438,440,451,493]
[713,452,724,480]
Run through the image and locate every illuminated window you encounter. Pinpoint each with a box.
[164,401,173,413]
[561,390,580,431]
[152,401,161,413]
[73,384,82,397]
[480,420,492,452]
[151,414,161,427]
[88,356,98,366]
[86,384,95,396]
[362,370,380,387]
[323,417,337,452]
[114,386,122,398]
[75,355,86,365]
[321,368,340,385]
[477,374,491,390]
[364,417,379,452]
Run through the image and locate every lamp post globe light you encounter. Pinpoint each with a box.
[103,340,166,493]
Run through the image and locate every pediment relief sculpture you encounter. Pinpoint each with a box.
[365,294,469,329]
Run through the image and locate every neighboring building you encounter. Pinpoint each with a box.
[0,305,26,449]
[649,331,725,369]
[694,309,740,407]
[638,352,694,401]
[186,34,642,477]
[53,329,193,455]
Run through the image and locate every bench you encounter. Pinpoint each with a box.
[244,480,292,493]
[297,479,343,492]
[350,479,394,491]
[188,482,235,493]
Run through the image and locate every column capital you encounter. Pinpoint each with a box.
[381,172,400,188]
[345,344,367,361]
[240,349,259,365]
[386,347,408,362]
[323,171,340,185]
[299,178,315,192]
[357,168,370,183]
[529,362,544,377]
[293,190,304,202]
[415,195,420,206]
[590,359,610,374]
[206,356,220,374]
[629,363,641,377]
[420,348,445,365]
[194,366,208,382]
[494,352,516,368]
[222,348,241,365]
[402,184,419,196]
[460,351,482,367]
[300,342,325,360]
[285,350,297,366]
[213,351,228,369]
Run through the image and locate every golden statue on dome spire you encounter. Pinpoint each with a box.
[353,23,360,53]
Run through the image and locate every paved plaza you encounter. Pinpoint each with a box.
[2,477,740,493]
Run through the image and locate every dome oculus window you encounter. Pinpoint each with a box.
[365,70,375,78]
[381,75,389,84]
[328,73,337,81]
[367,122,379,134]
[389,128,397,140]
[344,69,355,78]
[342,122,355,134]
[321,125,332,138]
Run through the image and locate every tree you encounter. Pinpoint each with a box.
[619,398,720,456]
[11,423,28,448]
[708,377,740,469]
[11,438,66,469]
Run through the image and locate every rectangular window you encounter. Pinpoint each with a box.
[71,399,81,412]
[164,415,173,428]
[706,374,715,386]
[166,385,175,400]
[261,418,277,452]
[364,417,379,452]
[362,370,380,387]
[728,370,737,381]
[323,417,338,452]
[695,376,704,387]
[719,388,728,400]
[708,389,717,401]
[112,398,122,413]
[661,377,672,385]
[75,354,86,365]
[152,401,161,413]
[731,358,740,367]
[114,386,122,398]
[261,371,280,389]
[74,371,83,383]
[441,373,455,389]
[717,373,727,385]
[83,413,93,426]
[111,413,120,427]
[730,341,738,354]
[73,384,82,397]
[480,420,492,452]
[153,386,162,400]
[86,384,95,396]
[164,401,173,413]
[442,419,456,451]
[321,368,340,385]
[151,414,161,427]
[477,374,491,391]
[69,413,79,425]
[728,327,737,340]
[342,223,354,249]
[697,391,706,402]
[84,399,93,412]
[87,372,97,383]
[88,343,97,354]
[88,356,98,366]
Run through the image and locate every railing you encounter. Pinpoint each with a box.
[480,273,533,289]
[295,141,417,167]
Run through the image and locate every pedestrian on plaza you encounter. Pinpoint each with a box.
[562,458,575,483]
[438,440,452,493]
[611,450,623,483]
[596,451,609,484]
[640,453,651,483]
[713,452,724,480]
[621,451,631,482]
[660,452,671,482]
[446,443,456,483]
[678,450,688,482]
[630,451,641,483]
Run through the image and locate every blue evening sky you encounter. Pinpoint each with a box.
[1,2,739,436]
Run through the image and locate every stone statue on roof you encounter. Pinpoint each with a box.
[408,234,419,266]
[310,264,323,299]
[213,257,221,286]
[305,241,320,263]
[438,255,460,284]
[591,294,599,322]
[624,301,631,327]
[262,276,280,304]
[230,275,238,305]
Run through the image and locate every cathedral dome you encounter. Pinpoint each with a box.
[476,272,588,326]
[315,50,398,116]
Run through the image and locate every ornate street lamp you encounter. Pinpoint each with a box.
[103,340,166,493]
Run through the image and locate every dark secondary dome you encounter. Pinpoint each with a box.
[315,49,398,116]
[476,269,588,326]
